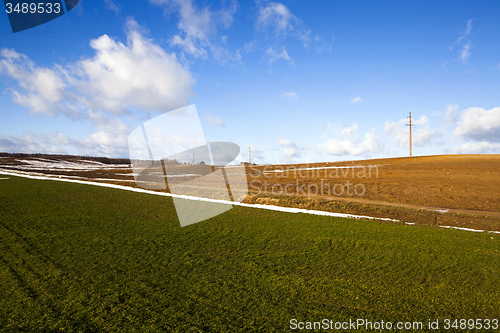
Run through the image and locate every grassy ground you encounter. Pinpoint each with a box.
[0,176,499,332]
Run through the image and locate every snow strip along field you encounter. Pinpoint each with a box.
[14,158,130,171]
[2,155,500,233]
[0,157,134,183]
[1,168,500,235]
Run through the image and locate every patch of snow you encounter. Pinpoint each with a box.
[14,159,130,171]
[2,169,499,235]
[430,209,449,213]
[438,225,500,234]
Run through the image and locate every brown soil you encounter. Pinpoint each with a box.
[2,154,500,232]
[245,154,500,211]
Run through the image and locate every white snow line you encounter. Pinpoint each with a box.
[0,169,397,222]
[0,177,9,180]
[429,209,449,213]
[1,169,499,235]
[438,225,500,234]
[13,159,130,171]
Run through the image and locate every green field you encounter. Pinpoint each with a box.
[1,175,499,332]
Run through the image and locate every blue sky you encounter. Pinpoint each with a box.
[1,0,500,164]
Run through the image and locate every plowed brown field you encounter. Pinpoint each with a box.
[1,154,499,232]
[244,154,500,232]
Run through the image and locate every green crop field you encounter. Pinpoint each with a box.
[0,175,499,332]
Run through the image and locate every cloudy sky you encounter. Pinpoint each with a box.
[1,0,500,164]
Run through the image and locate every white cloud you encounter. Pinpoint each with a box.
[351,95,362,104]
[266,46,294,65]
[0,132,66,154]
[457,19,473,63]
[205,114,226,128]
[104,0,121,15]
[281,92,298,102]
[321,123,383,156]
[77,19,195,115]
[454,106,500,142]
[0,130,131,157]
[322,133,382,156]
[256,2,332,63]
[0,19,195,118]
[340,123,358,137]
[150,0,240,65]
[298,29,311,48]
[282,147,301,159]
[243,41,257,54]
[256,2,331,51]
[257,2,297,36]
[457,19,473,43]
[277,137,301,159]
[313,34,334,54]
[277,137,295,147]
[384,115,438,148]
[0,49,71,118]
[444,103,459,125]
[459,41,471,63]
[453,141,500,154]
[0,19,196,157]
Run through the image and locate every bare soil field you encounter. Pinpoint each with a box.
[1,153,499,232]
[244,154,500,232]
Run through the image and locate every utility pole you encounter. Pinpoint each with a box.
[192,153,194,166]
[406,112,414,157]
[248,146,251,164]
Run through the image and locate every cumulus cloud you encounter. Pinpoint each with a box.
[454,106,500,142]
[0,19,194,118]
[281,92,298,102]
[351,95,362,104]
[150,0,240,64]
[384,115,438,148]
[453,141,500,154]
[0,19,196,157]
[0,49,71,118]
[320,123,383,156]
[277,137,301,159]
[205,114,226,128]
[282,147,301,159]
[0,130,130,157]
[77,19,195,115]
[0,132,66,154]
